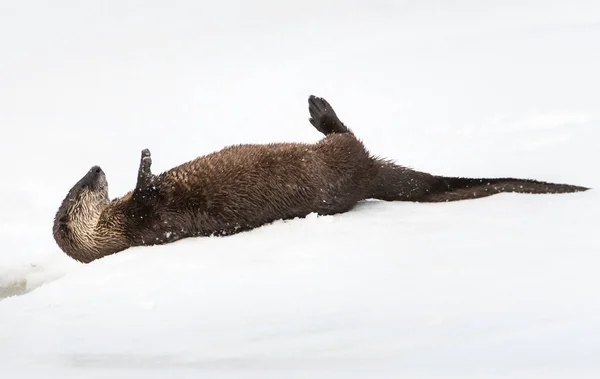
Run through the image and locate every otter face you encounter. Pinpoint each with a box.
[54,165,110,238]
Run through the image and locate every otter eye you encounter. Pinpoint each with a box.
[95,167,102,174]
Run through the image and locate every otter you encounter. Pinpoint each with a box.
[53,95,590,263]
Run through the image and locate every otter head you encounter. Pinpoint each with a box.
[53,165,112,262]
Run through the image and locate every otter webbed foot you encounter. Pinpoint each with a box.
[135,148,155,192]
[308,95,350,135]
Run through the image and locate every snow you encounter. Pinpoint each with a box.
[1,0,600,378]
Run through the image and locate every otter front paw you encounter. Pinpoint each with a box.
[136,148,154,190]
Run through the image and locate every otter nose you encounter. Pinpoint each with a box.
[90,166,103,175]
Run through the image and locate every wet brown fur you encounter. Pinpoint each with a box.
[53,95,590,263]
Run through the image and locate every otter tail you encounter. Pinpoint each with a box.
[369,159,590,203]
[422,174,589,202]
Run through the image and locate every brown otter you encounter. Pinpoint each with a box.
[53,95,590,263]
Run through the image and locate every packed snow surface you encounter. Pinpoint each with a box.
[1,1,599,378]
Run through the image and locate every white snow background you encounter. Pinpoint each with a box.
[1,1,599,378]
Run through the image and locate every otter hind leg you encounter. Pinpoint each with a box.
[308,95,350,135]
[305,95,590,202]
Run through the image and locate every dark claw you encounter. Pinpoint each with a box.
[140,148,152,172]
